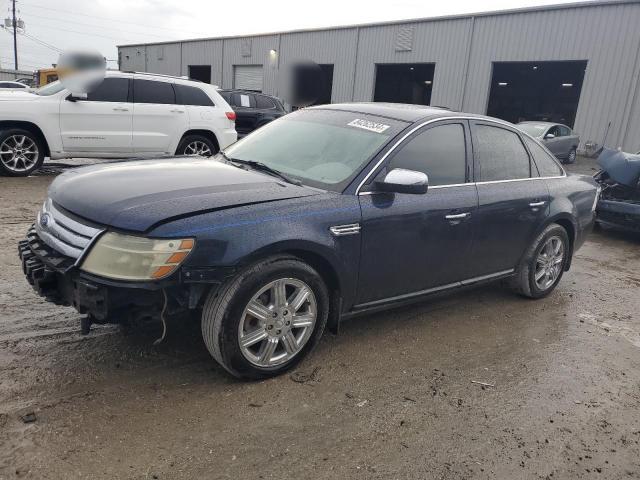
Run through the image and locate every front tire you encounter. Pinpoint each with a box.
[564,147,577,164]
[201,255,329,379]
[509,224,570,299]
[176,135,218,157]
[0,129,45,177]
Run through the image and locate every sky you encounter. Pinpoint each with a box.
[1,0,587,72]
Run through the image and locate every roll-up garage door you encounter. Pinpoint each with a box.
[233,65,263,92]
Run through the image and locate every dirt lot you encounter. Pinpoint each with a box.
[1,158,639,479]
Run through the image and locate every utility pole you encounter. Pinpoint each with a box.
[12,0,18,70]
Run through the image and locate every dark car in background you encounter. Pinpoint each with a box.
[517,121,580,164]
[18,104,598,379]
[218,89,286,137]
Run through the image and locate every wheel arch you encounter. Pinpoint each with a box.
[0,121,51,157]
[536,214,577,271]
[240,240,344,333]
[177,129,220,153]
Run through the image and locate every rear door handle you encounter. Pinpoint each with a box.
[529,201,546,207]
[113,107,129,112]
[445,212,471,220]
[170,109,185,114]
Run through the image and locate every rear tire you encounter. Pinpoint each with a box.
[176,134,218,157]
[509,224,570,299]
[0,129,45,177]
[201,255,329,379]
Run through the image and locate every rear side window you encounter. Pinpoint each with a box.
[232,93,253,108]
[219,91,232,103]
[255,95,276,109]
[474,125,531,181]
[86,78,129,102]
[133,79,175,104]
[388,123,467,186]
[175,84,214,106]
[524,137,564,177]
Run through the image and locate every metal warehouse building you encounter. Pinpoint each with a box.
[118,0,640,152]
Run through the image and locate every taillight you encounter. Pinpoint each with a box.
[226,111,236,121]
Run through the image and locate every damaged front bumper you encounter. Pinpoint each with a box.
[596,199,640,232]
[18,226,230,326]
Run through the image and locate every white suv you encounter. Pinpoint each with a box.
[0,71,237,176]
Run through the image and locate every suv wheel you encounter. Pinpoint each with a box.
[201,255,329,379]
[509,223,570,299]
[0,129,45,177]
[176,135,218,157]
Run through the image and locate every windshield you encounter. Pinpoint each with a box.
[35,81,66,96]
[223,109,406,191]
[517,123,548,137]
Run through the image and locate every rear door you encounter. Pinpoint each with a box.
[59,77,133,153]
[132,78,188,153]
[468,121,550,276]
[356,120,478,305]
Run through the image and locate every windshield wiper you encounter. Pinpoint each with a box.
[220,153,302,186]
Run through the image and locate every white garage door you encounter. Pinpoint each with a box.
[233,65,263,92]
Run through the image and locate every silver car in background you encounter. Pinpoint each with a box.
[517,121,580,164]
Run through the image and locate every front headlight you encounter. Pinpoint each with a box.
[81,232,195,281]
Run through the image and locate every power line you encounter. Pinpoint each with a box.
[21,10,174,40]
[17,30,63,52]
[18,2,210,36]
[25,18,163,42]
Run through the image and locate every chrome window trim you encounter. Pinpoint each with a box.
[355,115,566,195]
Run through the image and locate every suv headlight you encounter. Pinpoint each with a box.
[81,232,195,281]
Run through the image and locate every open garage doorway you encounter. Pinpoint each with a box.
[188,65,211,84]
[310,64,334,106]
[374,63,435,105]
[486,61,587,127]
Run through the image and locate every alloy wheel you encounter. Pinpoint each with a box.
[238,278,317,367]
[184,140,212,157]
[0,135,39,173]
[534,235,565,290]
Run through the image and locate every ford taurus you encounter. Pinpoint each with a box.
[19,104,598,379]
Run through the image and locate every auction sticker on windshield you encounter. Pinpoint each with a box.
[347,119,390,134]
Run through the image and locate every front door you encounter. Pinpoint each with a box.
[542,125,563,157]
[356,120,478,306]
[468,121,550,276]
[59,77,133,153]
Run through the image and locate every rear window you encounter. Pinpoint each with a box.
[475,124,531,181]
[175,84,214,106]
[524,137,564,177]
[133,79,175,104]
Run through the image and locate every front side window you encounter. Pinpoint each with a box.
[474,124,531,181]
[524,137,564,177]
[86,78,129,102]
[175,84,214,107]
[224,109,406,191]
[133,79,175,104]
[558,125,571,136]
[387,123,467,186]
[547,125,561,137]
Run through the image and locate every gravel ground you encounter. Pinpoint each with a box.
[0,157,639,479]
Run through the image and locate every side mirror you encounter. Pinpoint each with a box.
[66,93,87,102]
[374,168,429,194]
[544,133,555,140]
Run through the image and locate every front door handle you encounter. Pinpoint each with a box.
[170,109,185,114]
[529,201,546,208]
[112,107,129,112]
[445,212,471,220]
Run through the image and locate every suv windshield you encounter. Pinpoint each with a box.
[35,81,66,96]
[223,109,406,191]
[517,123,548,137]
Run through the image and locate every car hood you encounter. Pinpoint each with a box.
[48,157,321,232]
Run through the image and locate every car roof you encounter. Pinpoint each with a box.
[518,121,560,127]
[308,102,504,124]
[219,89,279,98]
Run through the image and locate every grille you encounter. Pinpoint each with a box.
[35,198,103,259]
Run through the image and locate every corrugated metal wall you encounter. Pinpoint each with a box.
[118,1,640,151]
[0,68,32,81]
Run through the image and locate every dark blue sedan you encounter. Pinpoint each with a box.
[19,103,598,379]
